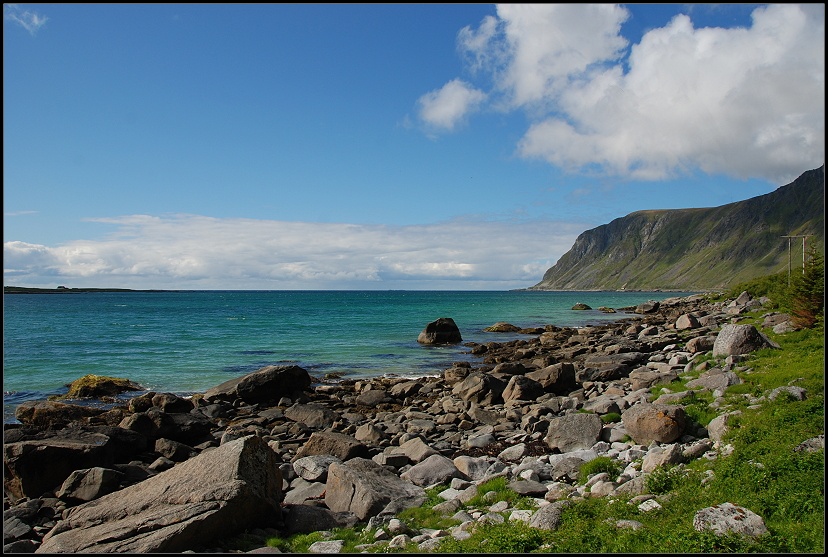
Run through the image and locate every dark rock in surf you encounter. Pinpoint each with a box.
[417,318,462,345]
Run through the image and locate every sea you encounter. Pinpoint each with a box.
[3,290,699,423]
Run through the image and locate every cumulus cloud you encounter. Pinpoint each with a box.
[4,214,582,290]
[4,4,48,35]
[416,78,487,131]
[423,3,825,184]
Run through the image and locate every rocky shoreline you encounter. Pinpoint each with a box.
[4,292,819,553]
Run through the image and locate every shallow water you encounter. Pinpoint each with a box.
[3,290,697,422]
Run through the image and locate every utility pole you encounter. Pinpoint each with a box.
[782,235,812,286]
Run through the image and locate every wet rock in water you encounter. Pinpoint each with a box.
[62,374,144,399]
[417,318,462,345]
[483,322,521,332]
[571,303,592,310]
[37,435,282,553]
[203,364,312,404]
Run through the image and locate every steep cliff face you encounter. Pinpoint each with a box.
[530,165,825,291]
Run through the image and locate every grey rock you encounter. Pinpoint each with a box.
[527,500,573,530]
[55,467,125,502]
[768,386,807,401]
[401,454,468,487]
[545,413,603,452]
[502,375,544,402]
[793,435,824,453]
[393,437,438,463]
[308,540,346,553]
[285,404,339,428]
[452,373,506,405]
[203,365,312,404]
[325,458,425,520]
[621,403,686,444]
[154,438,197,462]
[712,324,779,357]
[4,428,115,503]
[282,505,358,535]
[693,502,768,538]
[293,455,343,482]
[452,456,494,481]
[283,481,327,505]
[525,363,576,394]
[355,423,387,445]
[292,431,369,462]
[506,480,548,496]
[37,435,282,553]
[356,390,392,406]
[686,371,743,391]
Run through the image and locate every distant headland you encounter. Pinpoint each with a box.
[3,286,177,294]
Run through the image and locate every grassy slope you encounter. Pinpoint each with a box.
[532,165,825,291]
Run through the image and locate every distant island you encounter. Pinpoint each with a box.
[4,286,177,294]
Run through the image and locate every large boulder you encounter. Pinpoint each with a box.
[502,375,544,402]
[37,435,282,553]
[451,373,506,405]
[202,365,312,404]
[325,458,426,520]
[544,413,603,452]
[525,363,576,394]
[14,401,106,430]
[622,403,686,444]
[417,318,462,345]
[712,324,780,357]
[4,428,115,503]
[693,502,768,538]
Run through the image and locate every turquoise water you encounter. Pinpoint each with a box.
[3,290,697,422]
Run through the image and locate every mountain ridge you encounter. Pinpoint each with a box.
[527,165,825,292]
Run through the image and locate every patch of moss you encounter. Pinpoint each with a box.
[63,374,143,398]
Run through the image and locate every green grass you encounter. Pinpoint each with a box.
[259,321,823,553]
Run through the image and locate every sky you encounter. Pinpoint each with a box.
[3,3,824,290]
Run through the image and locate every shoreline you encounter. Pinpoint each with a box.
[5,290,807,552]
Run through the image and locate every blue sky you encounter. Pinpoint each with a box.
[4,4,824,290]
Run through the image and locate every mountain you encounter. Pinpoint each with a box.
[528,165,825,292]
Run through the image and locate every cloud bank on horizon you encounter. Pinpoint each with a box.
[4,215,580,290]
[418,4,824,183]
[4,4,824,290]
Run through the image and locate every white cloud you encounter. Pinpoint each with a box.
[417,79,487,131]
[3,214,583,290]
[426,3,825,184]
[4,4,48,35]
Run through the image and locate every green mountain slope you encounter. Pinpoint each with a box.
[529,165,825,291]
